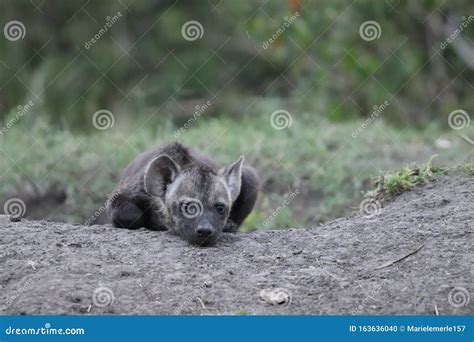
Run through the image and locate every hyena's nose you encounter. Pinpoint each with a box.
[196,220,212,237]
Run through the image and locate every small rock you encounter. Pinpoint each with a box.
[119,271,133,277]
[440,199,450,205]
[70,297,82,303]
[259,288,291,306]
[9,216,22,222]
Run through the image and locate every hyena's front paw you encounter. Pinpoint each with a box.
[110,198,145,229]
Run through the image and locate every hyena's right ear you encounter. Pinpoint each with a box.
[144,155,180,197]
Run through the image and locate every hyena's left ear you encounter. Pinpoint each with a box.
[219,156,244,202]
[144,155,180,197]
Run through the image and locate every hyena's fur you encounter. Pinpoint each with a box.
[108,142,259,245]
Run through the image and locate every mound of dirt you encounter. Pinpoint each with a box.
[0,176,472,315]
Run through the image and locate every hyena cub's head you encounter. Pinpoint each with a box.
[144,155,244,246]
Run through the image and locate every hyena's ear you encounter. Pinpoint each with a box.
[219,156,244,203]
[144,155,180,197]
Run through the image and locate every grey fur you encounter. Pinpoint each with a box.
[108,142,259,246]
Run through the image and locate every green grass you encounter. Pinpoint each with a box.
[456,163,474,176]
[1,103,472,229]
[236,310,253,315]
[365,156,447,201]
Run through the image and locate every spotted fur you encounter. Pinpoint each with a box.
[108,142,259,246]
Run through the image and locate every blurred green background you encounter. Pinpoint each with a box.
[0,0,473,230]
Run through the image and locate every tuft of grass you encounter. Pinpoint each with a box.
[455,163,474,176]
[366,156,446,201]
[236,310,253,315]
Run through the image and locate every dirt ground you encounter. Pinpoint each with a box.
[0,175,472,315]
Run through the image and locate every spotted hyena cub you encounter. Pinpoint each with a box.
[108,143,259,246]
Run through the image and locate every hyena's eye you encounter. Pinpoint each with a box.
[214,203,226,214]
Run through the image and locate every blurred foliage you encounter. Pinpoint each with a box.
[0,0,473,228]
[0,0,473,128]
